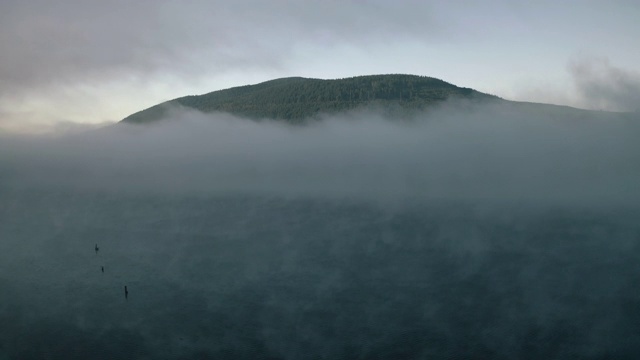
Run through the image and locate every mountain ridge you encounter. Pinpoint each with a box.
[120,74,501,124]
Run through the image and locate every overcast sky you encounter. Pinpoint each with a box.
[1,0,639,133]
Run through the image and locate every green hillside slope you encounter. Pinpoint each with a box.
[121,74,499,124]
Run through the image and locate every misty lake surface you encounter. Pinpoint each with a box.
[1,189,639,359]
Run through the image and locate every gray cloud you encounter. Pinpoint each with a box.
[0,0,442,97]
[569,58,640,112]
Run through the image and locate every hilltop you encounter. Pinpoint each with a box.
[120,74,500,124]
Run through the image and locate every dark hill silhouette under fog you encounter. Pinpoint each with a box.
[120,74,500,124]
[120,74,635,125]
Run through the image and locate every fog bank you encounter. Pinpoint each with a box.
[2,102,639,205]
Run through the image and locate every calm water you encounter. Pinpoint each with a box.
[1,189,639,359]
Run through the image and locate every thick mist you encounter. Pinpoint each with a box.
[1,103,640,359]
[2,102,639,205]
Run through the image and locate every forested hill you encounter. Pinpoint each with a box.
[121,74,500,124]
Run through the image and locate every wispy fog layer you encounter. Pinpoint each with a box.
[2,102,639,205]
[570,57,640,112]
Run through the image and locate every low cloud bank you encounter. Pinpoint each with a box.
[1,102,639,205]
